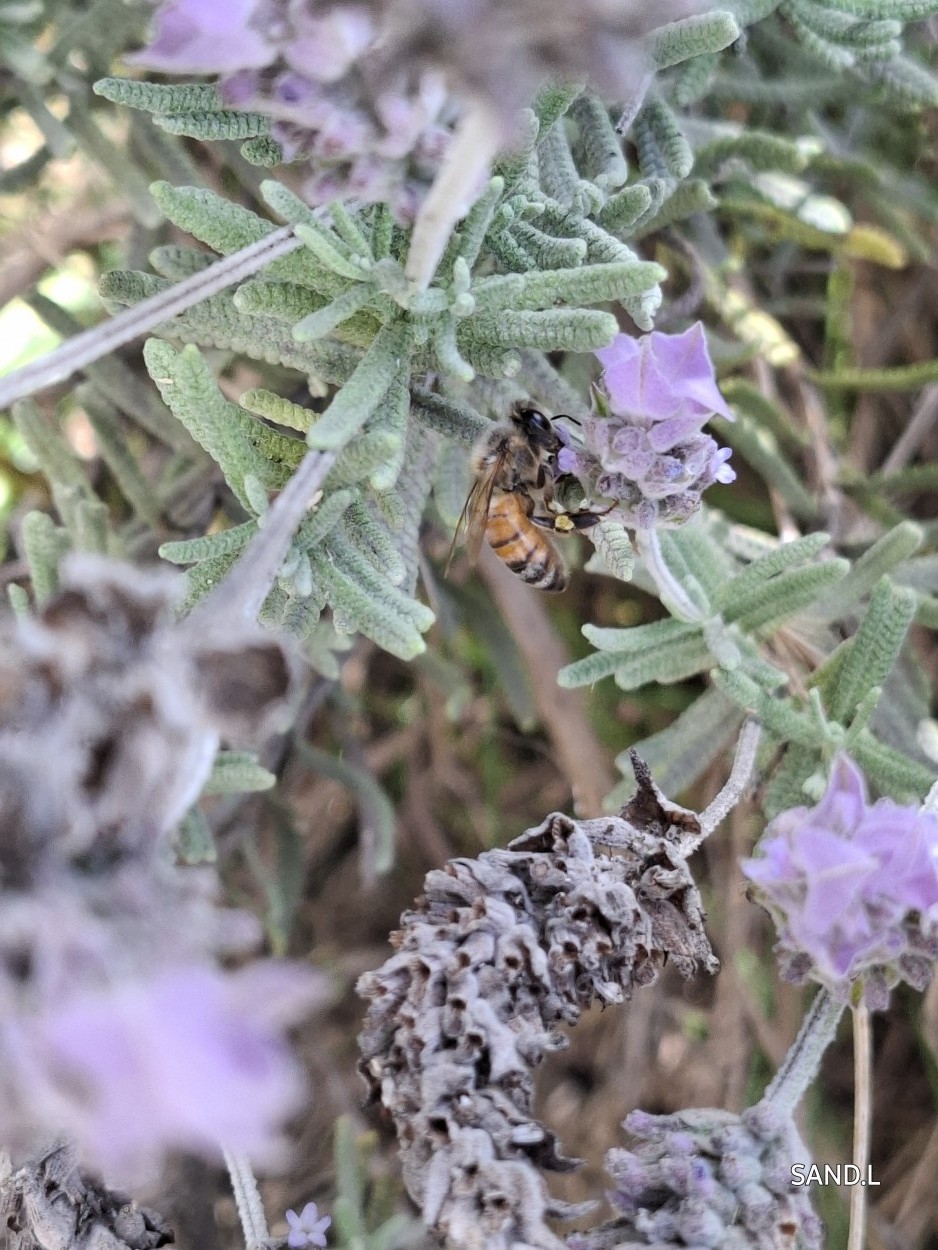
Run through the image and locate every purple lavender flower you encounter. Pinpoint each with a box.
[596,324,736,426]
[26,963,323,1179]
[132,0,276,73]
[132,0,460,222]
[286,1202,332,1249]
[742,756,938,1009]
[576,1103,822,1250]
[556,324,736,530]
[131,0,701,220]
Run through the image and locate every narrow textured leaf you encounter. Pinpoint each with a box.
[829,579,917,721]
[307,321,411,451]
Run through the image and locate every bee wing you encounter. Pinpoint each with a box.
[445,458,503,575]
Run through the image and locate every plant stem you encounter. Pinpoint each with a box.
[190,450,337,625]
[222,1149,269,1250]
[763,989,844,1116]
[405,100,502,292]
[0,227,303,410]
[847,1002,872,1250]
[691,719,762,845]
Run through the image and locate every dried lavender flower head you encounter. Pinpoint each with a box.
[742,755,938,1010]
[357,762,717,1250]
[557,324,736,530]
[0,554,296,864]
[573,1101,822,1250]
[0,1141,172,1250]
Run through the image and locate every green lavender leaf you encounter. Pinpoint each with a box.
[729,559,850,632]
[175,806,216,864]
[155,110,270,140]
[713,533,830,611]
[650,11,740,68]
[21,510,67,603]
[471,260,665,313]
[143,340,269,508]
[202,751,276,795]
[293,282,379,342]
[149,244,216,280]
[239,389,315,433]
[150,181,272,254]
[610,688,744,801]
[814,521,922,621]
[12,399,89,498]
[713,668,818,745]
[306,321,412,451]
[828,578,917,721]
[341,504,406,586]
[81,391,162,527]
[410,392,489,447]
[159,522,257,565]
[93,77,223,114]
[460,308,618,352]
[637,99,694,179]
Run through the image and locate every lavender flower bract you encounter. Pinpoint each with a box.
[557,324,735,529]
[742,755,938,1009]
[133,0,464,222]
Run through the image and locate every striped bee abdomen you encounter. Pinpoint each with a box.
[485,493,568,592]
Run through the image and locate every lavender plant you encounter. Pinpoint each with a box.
[3,0,938,1247]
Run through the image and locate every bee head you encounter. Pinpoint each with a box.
[513,406,560,452]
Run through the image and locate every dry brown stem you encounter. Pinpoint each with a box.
[478,546,614,816]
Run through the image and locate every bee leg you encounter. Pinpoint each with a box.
[530,513,568,532]
[567,512,608,530]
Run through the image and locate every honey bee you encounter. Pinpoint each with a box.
[450,406,606,593]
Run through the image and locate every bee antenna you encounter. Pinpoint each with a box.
[557,413,582,427]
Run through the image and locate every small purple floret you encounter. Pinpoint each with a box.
[286,1202,332,1249]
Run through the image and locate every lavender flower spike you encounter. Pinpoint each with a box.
[557,324,736,530]
[30,963,324,1178]
[743,755,938,1010]
[574,1101,823,1250]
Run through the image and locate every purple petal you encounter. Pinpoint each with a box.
[130,0,276,73]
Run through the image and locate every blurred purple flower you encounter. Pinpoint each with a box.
[743,756,938,1008]
[130,0,700,220]
[286,1202,331,1249]
[131,0,276,73]
[29,963,325,1179]
[132,0,458,222]
[557,324,735,529]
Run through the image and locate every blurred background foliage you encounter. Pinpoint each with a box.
[5,1,938,1248]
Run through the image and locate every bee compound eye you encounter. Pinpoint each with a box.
[524,408,551,433]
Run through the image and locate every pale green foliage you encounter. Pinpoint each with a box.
[9,0,917,826]
[202,752,277,796]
